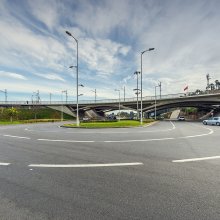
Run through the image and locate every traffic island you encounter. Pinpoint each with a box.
[62,119,155,128]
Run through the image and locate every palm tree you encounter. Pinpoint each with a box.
[210,83,215,90]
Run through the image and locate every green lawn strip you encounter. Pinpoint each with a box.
[0,119,62,126]
[63,120,155,128]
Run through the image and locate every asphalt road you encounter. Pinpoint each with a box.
[0,121,220,220]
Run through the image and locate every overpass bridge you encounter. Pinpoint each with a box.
[1,92,220,119]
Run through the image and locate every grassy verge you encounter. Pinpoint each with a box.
[63,119,155,128]
[0,119,63,126]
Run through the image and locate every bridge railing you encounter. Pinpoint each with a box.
[0,92,219,105]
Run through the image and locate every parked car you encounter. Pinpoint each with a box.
[203,117,220,126]
[178,116,185,121]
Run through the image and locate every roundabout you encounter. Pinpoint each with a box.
[0,121,220,220]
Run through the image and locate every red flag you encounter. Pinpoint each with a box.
[184,85,188,91]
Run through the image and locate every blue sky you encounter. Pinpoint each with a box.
[0,0,220,101]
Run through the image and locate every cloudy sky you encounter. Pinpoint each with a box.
[0,0,220,102]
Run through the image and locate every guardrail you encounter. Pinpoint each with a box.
[0,92,220,106]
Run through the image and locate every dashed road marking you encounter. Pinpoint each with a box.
[38,138,95,143]
[172,156,220,163]
[28,162,144,168]
[3,135,30,139]
[0,163,10,166]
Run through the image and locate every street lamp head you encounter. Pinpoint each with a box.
[142,48,155,54]
[78,84,84,87]
[134,71,140,75]
[66,31,72,36]
[69,65,77,69]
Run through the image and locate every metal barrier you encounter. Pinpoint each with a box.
[1,92,220,106]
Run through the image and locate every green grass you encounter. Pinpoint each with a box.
[0,119,63,126]
[64,119,155,128]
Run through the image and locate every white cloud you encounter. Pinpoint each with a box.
[33,73,65,82]
[27,0,60,30]
[0,71,27,80]
[78,37,131,77]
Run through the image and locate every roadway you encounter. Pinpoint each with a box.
[0,121,220,219]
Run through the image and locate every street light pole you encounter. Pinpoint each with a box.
[158,81,162,99]
[0,89,7,103]
[155,85,159,120]
[140,48,155,125]
[91,89,97,103]
[61,91,64,121]
[115,89,121,121]
[66,31,79,126]
[62,90,68,103]
[134,71,140,119]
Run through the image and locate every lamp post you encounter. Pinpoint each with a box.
[91,89,97,103]
[0,89,7,103]
[154,85,159,120]
[158,81,162,99]
[140,48,155,124]
[134,71,140,119]
[115,89,121,121]
[62,90,68,103]
[66,30,79,126]
[49,93,52,104]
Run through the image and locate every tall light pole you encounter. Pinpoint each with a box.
[91,89,97,103]
[62,90,68,103]
[61,91,64,121]
[0,89,7,103]
[140,48,155,124]
[158,81,162,99]
[124,86,125,102]
[66,30,79,126]
[49,93,52,104]
[154,85,159,120]
[133,71,140,119]
[115,89,121,121]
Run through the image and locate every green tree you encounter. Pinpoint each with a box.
[6,107,19,122]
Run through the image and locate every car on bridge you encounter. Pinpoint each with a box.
[203,117,220,126]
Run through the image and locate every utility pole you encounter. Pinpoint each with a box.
[124,86,125,102]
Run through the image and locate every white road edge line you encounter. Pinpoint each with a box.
[3,135,30,139]
[0,163,10,166]
[28,162,144,168]
[172,156,220,163]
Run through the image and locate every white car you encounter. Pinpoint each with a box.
[178,116,185,121]
[203,117,220,126]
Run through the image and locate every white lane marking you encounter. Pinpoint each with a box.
[173,156,220,163]
[37,126,213,143]
[29,162,144,168]
[179,127,213,139]
[25,121,175,134]
[38,138,94,143]
[3,135,30,139]
[104,137,175,143]
[0,163,10,166]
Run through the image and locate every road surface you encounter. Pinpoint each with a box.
[0,121,219,219]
